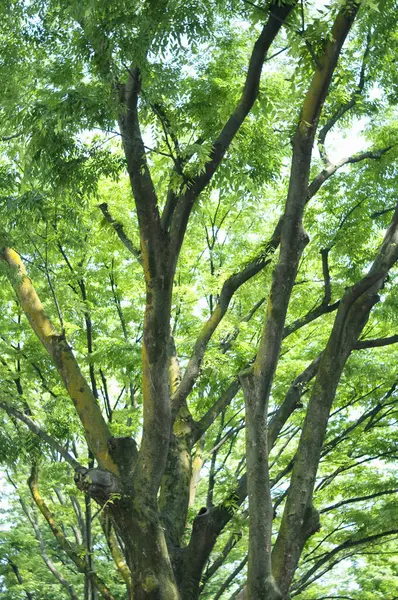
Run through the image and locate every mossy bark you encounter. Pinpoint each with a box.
[112,499,180,600]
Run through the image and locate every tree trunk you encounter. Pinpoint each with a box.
[113,499,180,600]
[242,373,281,600]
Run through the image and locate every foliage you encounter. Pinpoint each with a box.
[0,0,397,599]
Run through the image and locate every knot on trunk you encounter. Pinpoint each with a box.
[108,436,138,484]
[75,468,122,505]
[302,503,320,538]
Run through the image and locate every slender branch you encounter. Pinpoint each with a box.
[150,102,183,173]
[269,426,300,469]
[308,145,393,199]
[7,558,34,600]
[321,248,332,305]
[0,357,31,414]
[7,475,78,600]
[193,379,242,442]
[98,203,141,263]
[301,521,348,563]
[320,488,398,514]
[201,525,245,591]
[283,300,339,338]
[291,553,356,596]
[321,380,397,456]
[294,529,398,594]
[371,205,396,219]
[172,229,280,413]
[318,31,372,164]
[213,555,248,600]
[0,401,82,471]
[0,132,23,141]
[99,513,133,592]
[355,334,398,349]
[28,465,116,600]
[316,449,398,492]
[194,317,398,445]
[229,582,246,600]
[207,412,226,507]
[221,296,266,353]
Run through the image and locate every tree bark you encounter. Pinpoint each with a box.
[112,499,180,600]
[273,201,398,596]
[240,2,362,597]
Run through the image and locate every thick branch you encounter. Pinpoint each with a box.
[173,228,281,413]
[0,247,117,474]
[185,317,398,585]
[175,142,390,416]
[246,0,362,409]
[272,200,398,594]
[168,1,296,257]
[118,68,165,279]
[241,7,363,592]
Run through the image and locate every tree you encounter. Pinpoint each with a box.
[0,0,397,598]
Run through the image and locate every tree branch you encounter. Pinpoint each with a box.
[317,30,372,164]
[283,300,339,338]
[200,524,245,591]
[174,141,391,416]
[99,513,133,592]
[193,379,242,442]
[28,464,116,600]
[0,401,82,471]
[7,475,79,600]
[6,558,34,600]
[118,68,165,278]
[320,488,398,514]
[355,334,398,349]
[294,529,398,594]
[213,555,248,600]
[273,198,398,593]
[172,233,279,413]
[98,203,142,263]
[308,145,394,199]
[0,247,117,474]
[242,8,364,577]
[168,1,297,257]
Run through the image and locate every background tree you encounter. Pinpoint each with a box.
[0,0,397,599]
